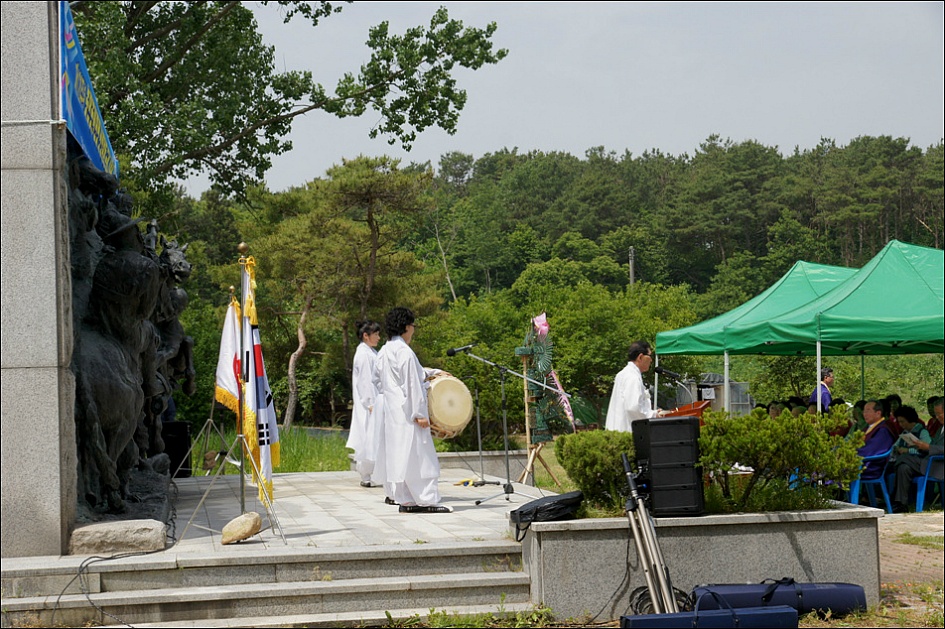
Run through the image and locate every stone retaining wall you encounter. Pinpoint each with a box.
[519,502,882,622]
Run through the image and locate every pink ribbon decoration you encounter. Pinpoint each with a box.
[532,312,549,338]
[550,369,576,428]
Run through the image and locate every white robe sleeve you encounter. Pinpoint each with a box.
[401,346,429,424]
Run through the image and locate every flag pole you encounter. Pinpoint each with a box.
[238,242,249,513]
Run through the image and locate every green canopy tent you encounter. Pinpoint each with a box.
[654,260,858,410]
[724,240,944,411]
[654,241,944,411]
[656,261,858,356]
[724,240,944,357]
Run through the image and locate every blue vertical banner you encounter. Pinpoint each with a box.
[60,0,119,178]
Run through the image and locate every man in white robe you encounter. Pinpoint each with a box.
[374,307,452,513]
[605,340,660,432]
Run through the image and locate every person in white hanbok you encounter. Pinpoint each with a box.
[346,320,381,486]
[374,307,452,513]
[605,340,661,432]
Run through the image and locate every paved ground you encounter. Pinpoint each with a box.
[876,511,945,584]
[170,467,542,552]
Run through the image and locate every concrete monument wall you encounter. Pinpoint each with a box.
[1,1,76,557]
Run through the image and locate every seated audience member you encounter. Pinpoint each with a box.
[920,433,945,484]
[787,396,806,417]
[767,400,785,420]
[890,405,937,512]
[885,394,904,437]
[826,397,851,437]
[926,396,943,438]
[891,405,932,460]
[849,400,868,433]
[856,399,896,480]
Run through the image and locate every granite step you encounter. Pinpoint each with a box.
[2,572,532,627]
[97,602,541,628]
[1,541,522,597]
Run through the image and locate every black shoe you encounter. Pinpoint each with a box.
[891,502,909,514]
[423,505,454,513]
[360,481,375,488]
[384,497,398,506]
[399,505,421,513]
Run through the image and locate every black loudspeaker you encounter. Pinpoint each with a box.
[161,420,192,478]
[631,416,703,516]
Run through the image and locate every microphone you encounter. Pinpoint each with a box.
[654,366,682,380]
[446,343,476,357]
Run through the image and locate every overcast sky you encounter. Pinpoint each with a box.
[185,1,944,195]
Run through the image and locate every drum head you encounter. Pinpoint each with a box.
[428,375,473,438]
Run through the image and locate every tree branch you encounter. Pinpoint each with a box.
[149,86,378,176]
[125,1,163,40]
[142,2,242,85]
[126,1,201,52]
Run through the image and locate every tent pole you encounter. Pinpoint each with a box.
[724,352,730,413]
[653,355,659,410]
[861,355,865,400]
[816,341,822,413]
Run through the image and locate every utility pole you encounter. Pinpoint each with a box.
[629,246,636,286]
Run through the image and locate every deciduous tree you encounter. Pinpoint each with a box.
[72,1,507,197]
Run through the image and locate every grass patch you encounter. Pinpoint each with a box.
[190,426,351,475]
[895,533,945,551]
[384,604,556,628]
[530,443,580,495]
[795,580,944,628]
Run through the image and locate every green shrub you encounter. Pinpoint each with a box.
[703,478,835,513]
[699,407,862,512]
[554,430,635,509]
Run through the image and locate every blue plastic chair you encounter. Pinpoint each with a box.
[846,447,893,513]
[913,454,944,513]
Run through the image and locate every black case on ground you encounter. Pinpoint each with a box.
[509,490,583,541]
[621,591,798,628]
[689,578,867,616]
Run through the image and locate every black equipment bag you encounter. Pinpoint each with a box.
[621,591,798,628]
[689,577,867,617]
[509,490,583,541]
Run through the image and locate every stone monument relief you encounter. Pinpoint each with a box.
[67,138,194,521]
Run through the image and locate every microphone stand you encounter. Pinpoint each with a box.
[654,362,693,413]
[452,350,566,505]
[463,375,499,487]
[666,374,694,408]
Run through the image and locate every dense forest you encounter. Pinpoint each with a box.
[157,136,944,442]
[70,3,943,446]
